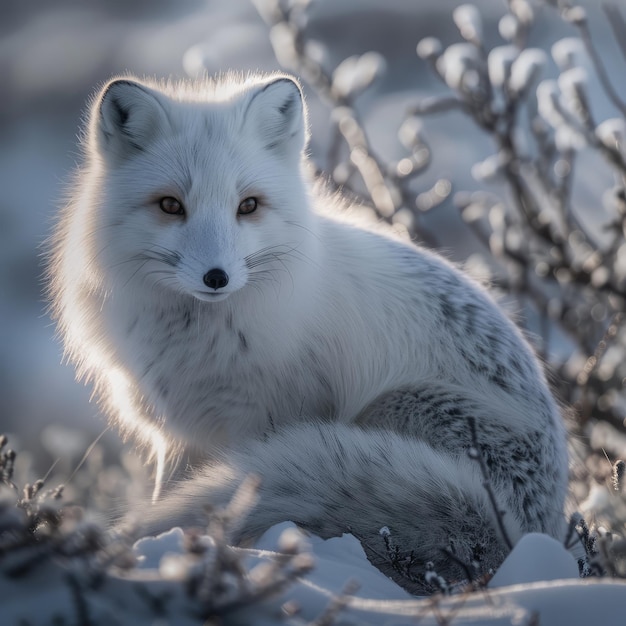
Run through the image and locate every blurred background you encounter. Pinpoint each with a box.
[1,0,624,485]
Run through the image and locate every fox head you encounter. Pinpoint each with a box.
[85,73,315,304]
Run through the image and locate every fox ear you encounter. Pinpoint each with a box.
[244,77,307,155]
[95,79,169,158]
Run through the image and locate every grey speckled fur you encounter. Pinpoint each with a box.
[48,72,568,592]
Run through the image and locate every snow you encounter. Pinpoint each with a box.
[134,526,186,570]
[487,45,517,88]
[452,4,483,44]
[487,533,579,588]
[509,48,547,94]
[253,523,411,602]
[2,524,626,625]
[552,37,589,72]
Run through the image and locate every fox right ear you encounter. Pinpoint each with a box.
[94,79,169,159]
[243,77,308,156]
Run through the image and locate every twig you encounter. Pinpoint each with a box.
[466,417,514,551]
[308,580,360,626]
[574,13,626,117]
[603,4,626,63]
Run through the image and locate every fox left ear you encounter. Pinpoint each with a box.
[244,77,308,155]
[94,78,170,161]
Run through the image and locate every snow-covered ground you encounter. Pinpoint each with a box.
[3,523,626,625]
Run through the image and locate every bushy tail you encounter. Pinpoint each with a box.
[134,424,524,591]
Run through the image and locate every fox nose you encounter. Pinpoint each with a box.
[203,268,229,291]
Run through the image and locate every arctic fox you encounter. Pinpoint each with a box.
[48,72,568,591]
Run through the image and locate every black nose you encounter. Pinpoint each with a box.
[203,268,229,290]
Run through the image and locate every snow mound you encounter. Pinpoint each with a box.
[488,532,579,588]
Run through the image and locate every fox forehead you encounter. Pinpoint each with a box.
[130,104,257,202]
[166,95,248,137]
[164,111,299,204]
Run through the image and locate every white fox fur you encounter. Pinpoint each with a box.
[48,72,568,591]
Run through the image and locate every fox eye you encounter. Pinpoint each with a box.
[238,197,258,215]
[159,196,185,216]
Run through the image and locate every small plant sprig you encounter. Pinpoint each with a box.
[0,434,112,580]
[613,460,626,493]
